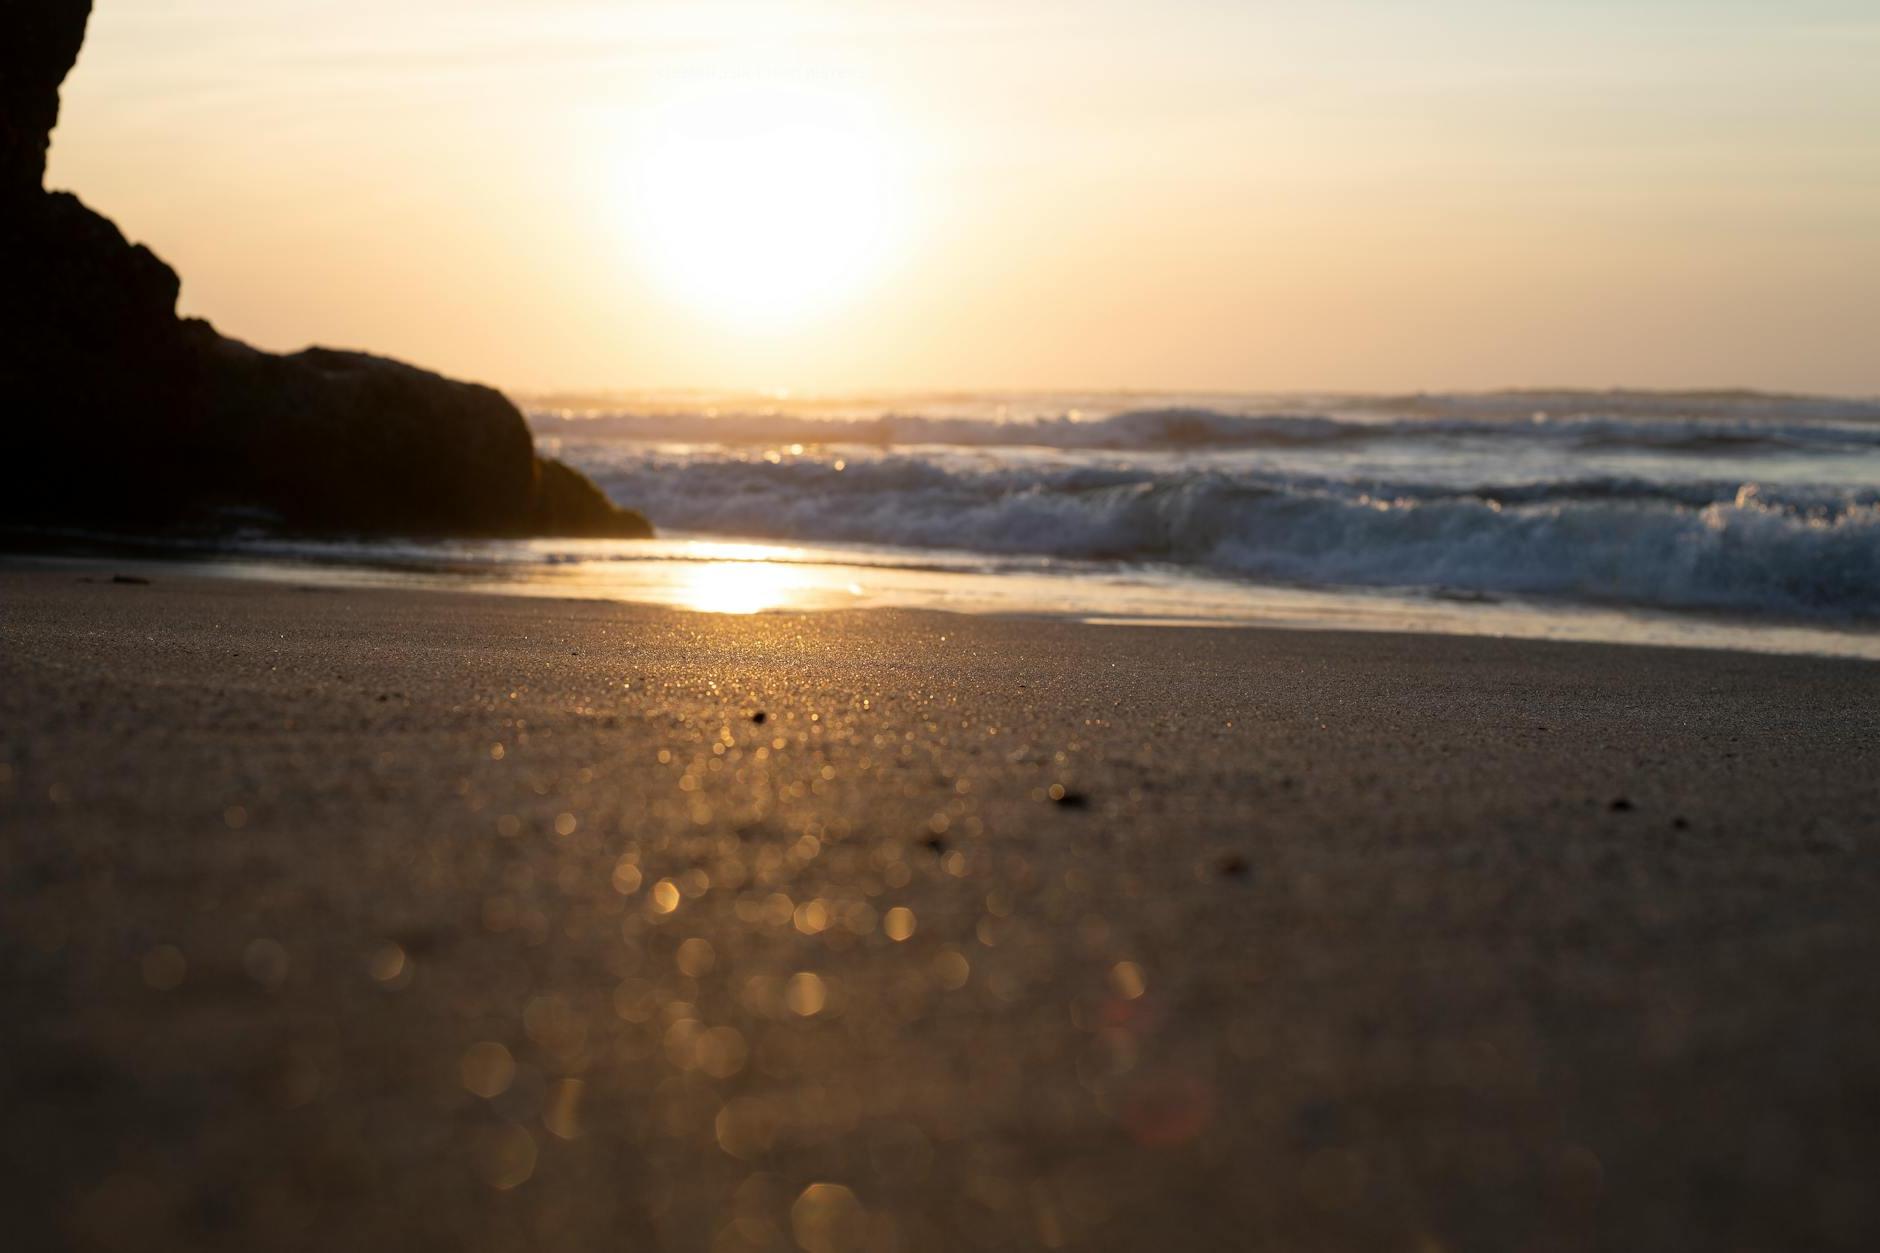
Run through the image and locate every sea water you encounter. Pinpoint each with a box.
[162,389,1880,657]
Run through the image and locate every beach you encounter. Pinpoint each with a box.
[3,565,1877,1251]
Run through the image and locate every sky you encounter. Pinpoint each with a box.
[48,0,1880,395]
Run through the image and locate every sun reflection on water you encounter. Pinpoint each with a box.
[676,561,808,614]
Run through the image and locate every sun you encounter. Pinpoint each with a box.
[626,80,902,327]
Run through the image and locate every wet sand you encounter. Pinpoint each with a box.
[2,565,1877,1252]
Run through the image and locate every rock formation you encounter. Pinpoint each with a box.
[0,0,651,538]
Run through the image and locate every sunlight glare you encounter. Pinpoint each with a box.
[676,561,803,614]
[627,80,901,326]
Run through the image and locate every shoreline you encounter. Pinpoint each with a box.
[3,566,1878,1250]
[7,539,1880,664]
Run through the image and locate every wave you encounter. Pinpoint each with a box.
[531,403,1880,456]
[566,448,1880,620]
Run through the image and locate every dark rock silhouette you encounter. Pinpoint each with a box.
[1,0,651,538]
[1,0,90,195]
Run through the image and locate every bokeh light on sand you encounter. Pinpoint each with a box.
[786,972,827,1017]
[543,1079,585,1141]
[791,1182,869,1253]
[472,1124,537,1191]
[368,942,407,984]
[1110,961,1147,1001]
[932,948,971,990]
[651,878,681,913]
[460,1042,517,1099]
[676,937,716,976]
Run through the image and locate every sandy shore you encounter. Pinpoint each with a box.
[2,564,1877,1251]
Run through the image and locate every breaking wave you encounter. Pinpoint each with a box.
[563,447,1880,620]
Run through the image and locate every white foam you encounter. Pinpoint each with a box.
[565,447,1880,620]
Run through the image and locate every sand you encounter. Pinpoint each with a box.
[2,563,1877,1252]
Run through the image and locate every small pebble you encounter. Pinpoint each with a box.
[1609,798,1633,813]
[751,711,767,725]
[111,575,150,586]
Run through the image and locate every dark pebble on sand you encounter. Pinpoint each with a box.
[111,575,150,586]
[1672,816,1689,830]
[1609,798,1633,812]
[751,711,767,724]
[920,834,948,854]
[1217,854,1251,879]
[1053,790,1090,809]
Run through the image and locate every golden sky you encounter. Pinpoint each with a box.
[49,0,1880,394]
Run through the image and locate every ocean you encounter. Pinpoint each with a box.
[143,389,1880,658]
